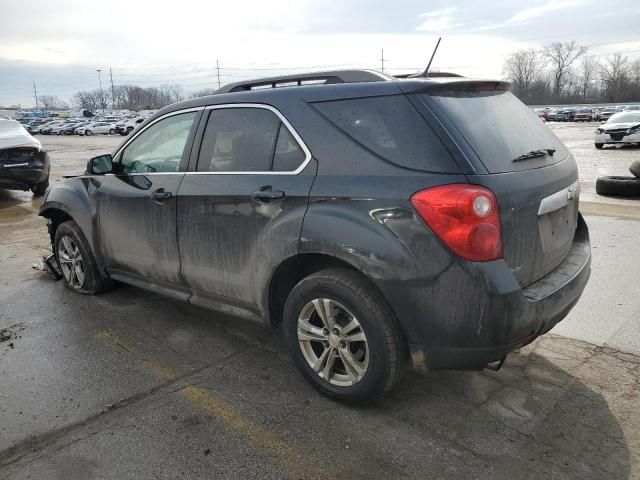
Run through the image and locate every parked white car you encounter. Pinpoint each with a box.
[594,111,640,149]
[77,122,116,136]
[115,117,147,136]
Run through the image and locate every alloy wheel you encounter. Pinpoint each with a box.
[297,298,369,386]
[57,235,85,289]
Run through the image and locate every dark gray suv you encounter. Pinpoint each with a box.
[39,70,591,404]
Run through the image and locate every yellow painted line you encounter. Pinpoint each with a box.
[96,330,175,382]
[182,386,329,479]
[96,330,331,480]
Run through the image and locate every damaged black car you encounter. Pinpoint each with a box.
[0,118,50,195]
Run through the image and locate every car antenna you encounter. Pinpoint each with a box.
[417,37,442,78]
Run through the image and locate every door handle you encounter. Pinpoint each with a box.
[251,186,285,203]
[150,188,173,203]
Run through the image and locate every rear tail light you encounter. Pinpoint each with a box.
[11,147,40,154]
[410,184,502,262]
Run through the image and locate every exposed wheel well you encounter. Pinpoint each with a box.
[268,253,370,327]
[42,209,73,246]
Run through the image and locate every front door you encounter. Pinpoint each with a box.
[95,110,200,285]
[177,105,316,311]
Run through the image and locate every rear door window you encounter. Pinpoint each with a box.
[312,95,457,173]
[425,90,569,173]
[197,107,307,172]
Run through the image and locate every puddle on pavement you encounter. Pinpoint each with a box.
[0,190,42,222]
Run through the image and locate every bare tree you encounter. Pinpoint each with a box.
[543,41,587,100]
[190,88,218,99]
[503,49,543,99]
[578,55,599,99]
[600,53,630,102]
[39,95,62,111]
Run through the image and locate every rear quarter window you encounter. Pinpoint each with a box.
[312,95,458,173]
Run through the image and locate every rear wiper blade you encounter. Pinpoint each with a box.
[512,148,556,162]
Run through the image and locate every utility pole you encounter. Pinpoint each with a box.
[32,81,39,113]
[380,49,385,72]
[109,67,116,110]
[216,59,221,89]
[96,69,104,114]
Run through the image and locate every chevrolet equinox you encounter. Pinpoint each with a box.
[40,70,591,404]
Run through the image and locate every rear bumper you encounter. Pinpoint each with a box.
[381,214,591,371]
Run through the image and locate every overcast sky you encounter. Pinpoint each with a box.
[1,0,639,106]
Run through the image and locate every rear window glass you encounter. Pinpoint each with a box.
[313,95,457,173]
[427,90,568,173]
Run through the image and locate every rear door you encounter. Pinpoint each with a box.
[95,110,200,285]
[176,104,316,311]
[411,89,579,286]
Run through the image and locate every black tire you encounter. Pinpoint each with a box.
[85,130,92,136]
[283,268,408,404]
[31,178,49,196]
[54,220,114,295]
[629,160,640,178]
[109,128,115,135]
[595,143,604,149]
[595,176,640,197]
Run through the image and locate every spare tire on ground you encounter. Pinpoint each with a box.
[630,160,640,178]
[596,176,640,197]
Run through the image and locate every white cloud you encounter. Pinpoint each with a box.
[506,0,584,24]
[416,7,462,32]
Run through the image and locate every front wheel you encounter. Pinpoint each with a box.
[54,220,113,294]
[283,268,408,404]
[85,130,93,136]
[595,143,604,149]
[109,128,115,135]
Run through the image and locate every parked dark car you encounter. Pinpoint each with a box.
[39,70,591,403]
[0,119,50,195]
[547,109,567,121]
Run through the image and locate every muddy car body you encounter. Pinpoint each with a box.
[40,70,591,403]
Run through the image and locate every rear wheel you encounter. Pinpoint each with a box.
[595,143,604,149]
[283,268,408,404]
[54,220,113,294]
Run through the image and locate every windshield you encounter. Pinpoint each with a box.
[607,112,640,123]
[427,90,568,173]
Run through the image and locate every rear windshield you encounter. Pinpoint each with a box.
[427,90,569,173]
[312,95,458,173]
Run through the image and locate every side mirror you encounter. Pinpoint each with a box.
[87,154,113,175]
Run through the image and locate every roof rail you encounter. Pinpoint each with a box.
[215,69,393,94]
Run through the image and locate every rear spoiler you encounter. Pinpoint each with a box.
[399,79,511,95]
